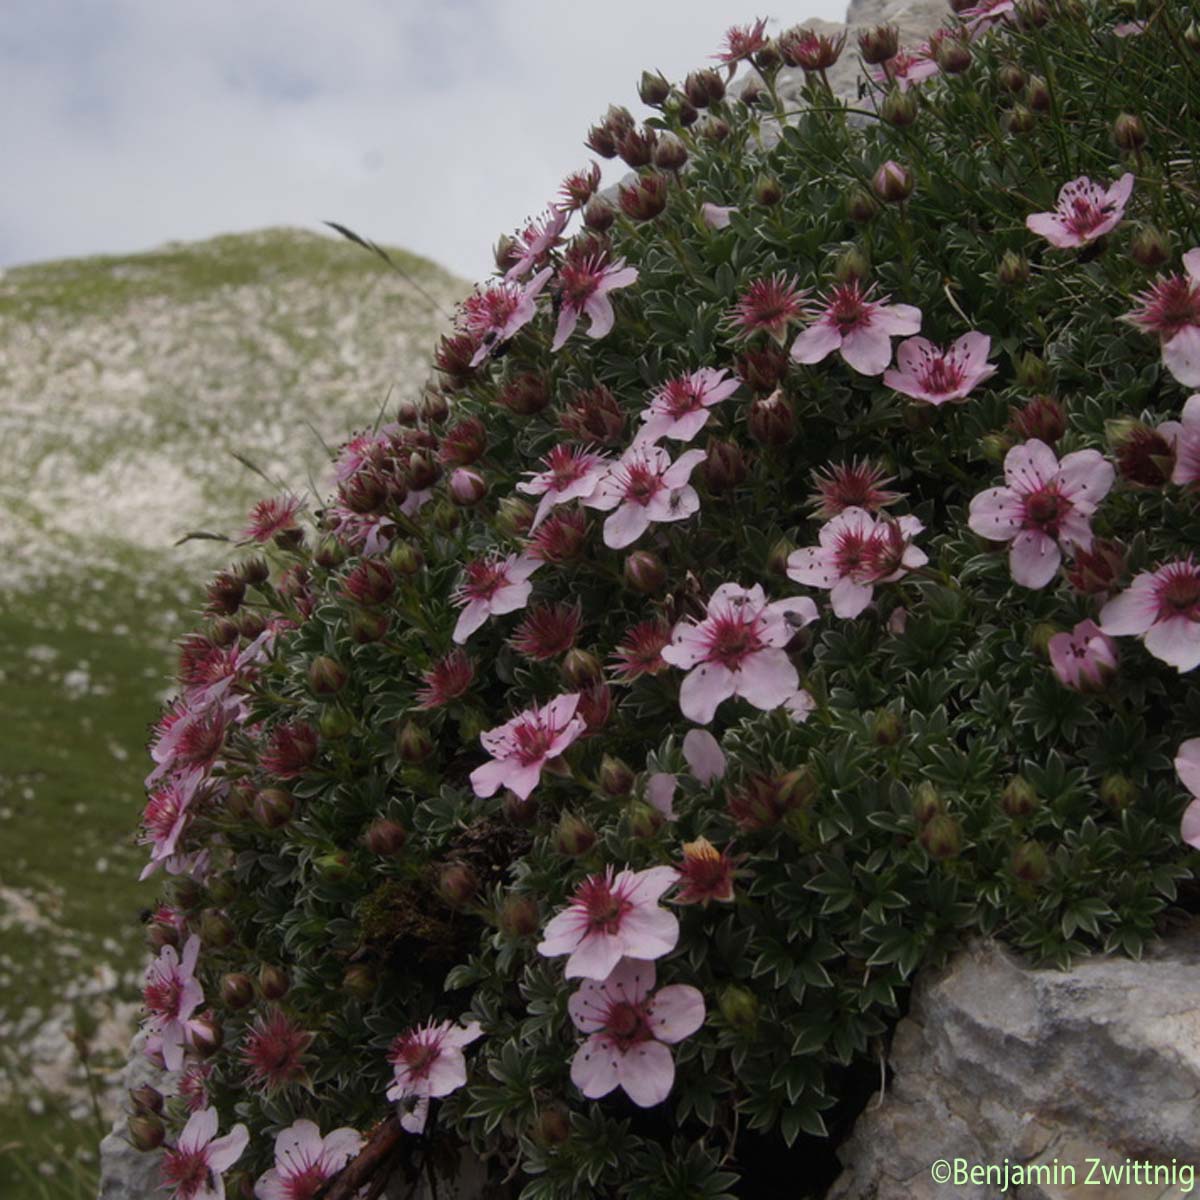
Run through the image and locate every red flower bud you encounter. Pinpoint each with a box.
[438,863,478,909]
[499,372,552,416]
[747,389,795,446]
[342,559,395,607]
[396,721,433,763]
[1007,395,1066,446]
[583,197,616,232]
[653,134,689,171]
[872,160,913,203]
[449,467,488,506]
[599,755,635,796]
[498,893,540,938]
[307,655,348,697]
[616,126,658,169]
[253,788,295,830]
[439,417,487,466]
[618,172,670,222]
[259,964,289,1000]
[221,973,254,1010]
[857,24,899,64]
[128,1113,165,1152]
[638,70,671,107]
[364,818,408,856]
[624,550,666,594]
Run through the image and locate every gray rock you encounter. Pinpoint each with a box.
[96,1031,169,1200]
[828,929,1200,1200]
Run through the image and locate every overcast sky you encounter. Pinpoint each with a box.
[0,0,846,285]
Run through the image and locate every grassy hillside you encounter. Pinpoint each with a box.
[0,228,466,1194]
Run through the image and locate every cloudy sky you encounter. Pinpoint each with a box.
[1,0,846,285]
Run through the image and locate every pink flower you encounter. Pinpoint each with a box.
[557,162,602,212]
[538,865,680,980]
[714,18,770,63]
[808,458,903,518]
[683,729,726,784]
[1025,174,1134,249]
[254,1119,363,1200]
[551,252,639,351]
[1162,394,1200,487]
[386,1018,484,1134]
[583,443,706,549]
[142,934,205,1072]
[568,958,704,1108]
[1124,251,1200,388]
[867,49,939,91]
[790,280,922,375]
[505,208,568,282]
[459,267,553,366]
[451,553,542,643]
[241,495,303,543]
[415,650,475,709]
[139,770,205,880]
[701,202,737,229]
[967,440,1114,589]
[1099,559,1200,672]
[517,445,611,531]
[727,273,809,343]
[160,1107,249,1200]
[787,508,927,618]
[240,1009,314,1094]
[1174,740,1200,849]
[1048,619,1119,691]
[1113,19,1147,36]
[634,368,741,445]
[883,332,996,404]
[610,620,672,682]
[470,693,586,800]
[959,0,1015,36]
[660,583,818,724]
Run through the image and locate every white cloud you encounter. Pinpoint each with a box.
[0,0,847,283]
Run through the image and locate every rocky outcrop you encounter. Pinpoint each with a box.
[96,1032,169,1200]
[828,930,1200,1200]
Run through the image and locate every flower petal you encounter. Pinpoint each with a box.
[646,984,706,1044]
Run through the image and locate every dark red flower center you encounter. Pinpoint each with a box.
[1024,486,1067,533]
[144,974,183,1019]
[623,464,663,505]
[162,1148,211,1197]
[513,719,556,765]
[605,1000,652,1049]
[578,876,632,934]
[706,613,763,669]
[1158,567,1200,618]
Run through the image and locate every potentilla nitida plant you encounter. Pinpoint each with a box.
[133,3,1200,1197]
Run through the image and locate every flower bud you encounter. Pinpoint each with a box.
[129,1085,163,1117]
[627,800,664,839]
[206,572,245,616]
[1001,775,1039,818]
[430,499,460,533]
[343,559,395,607]
[624,550,666,594]
[1099,773,1138,812]
[701,438,748,492]
[1010,840,1049,883]
[349,610,389,644]
[880,89,918,127]
[235,608,269,640]
[307,655,347,697]
[491,496,533,539]
[532,1106,572,1146]
[1025,76,1051,112]
[236,557,270,588]
[396,721,433,764]
[1066,538,1126,595]
[253,788,294,830]
[438,863,478,909]
[718,984,759,1031]
[341,470,389,514]
[319,707,354,740]
[578,682,612,732]
[617,126,658,169]
[754,175,783,206]
[919,813,961,859]
[190,1013,223,1057]
[1006,105,1035,135]
[146,918,181,951]
[747,390,795,446]
[1129,224,1170,269]
[221,973,254,1010]
[735,343,789,394]
[871,709,904,747]
[997,63,1026,92]
[498,893,540,938]
[912,781,942,824]
[653,134,689,171]
[1029,622,1058,656]
[449,467,488,506]
[599,755,635,796]
[857,24,899,64]
[847,186,880,224]
[561,648,604,689]
[933,36,972,73]
[1107,418,1175,487]
[1185,20,1200,53]
[200,909,235,949]
[439,417,486,467]
[208,618,240,649]
[618,172,670,222]
[555,812,596,856]
[342,964,376,1000]
[499,371,552,417]
[583,196,615,232]
[700,117,731,143]
[1008,395,1066,446]
[128,1113,165,1152]
[314,535,347,570]
[395,396,422,425]
[871,160,913,203]
[834,247,871,284]
[684,67,725,107]
[767,538,794,577]
[996,250,1029,287]
[259,964,289,1000]
[503,790,539,826]
[1113,111,1146,151]
[1015,352,1052,391]
[1016,0,1049,26]
[638,70,671,107]
[364,818,408,857]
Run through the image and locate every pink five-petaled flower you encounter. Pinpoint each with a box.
[660,583,819,724]
[790,279,922,375]
[787,508,927,618]
[867,49,939,91]
[727,273,809,343]
[1048,619,1119,692]
[504,208,568,282]
[240,1008,315,1095]
[551,252,639,351]
[1124,251,1200,388]
[160,1107,249,1200]
[451,553,542,644]
[538,865,680,980]
[139,769,206,880]
[241,495,303,544]
[253,1119,363,1200]
[1174,740,1200,849]
[583,443,706,549]
[883,332,996,405]
[459,267,553,366]
[1025,174,1134,250]
[1099,558,1200,672]
[968,440,1113,589]
[959,0,1015,36]
[517,445,611,531]
[142,934,205,1072]
[635,368,741,445]
[415,650,475,709]
[714,18,770,64]
[1162,394,1200,486]
[470,693,586,801]
[568,957,705,1108]
[645,729,727,821]
[386,1018,484,1134]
